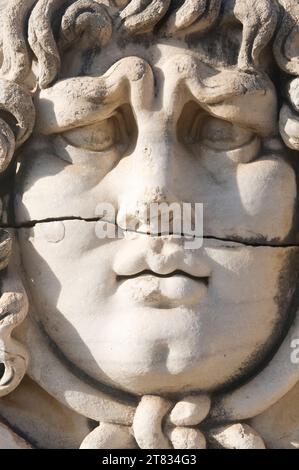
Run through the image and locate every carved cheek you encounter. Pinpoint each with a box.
[40,222,66,243]
[236,156,296,239]
[14,149,106,223]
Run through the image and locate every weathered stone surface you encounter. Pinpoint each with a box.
[208,423,266,449]
[80,423,137,449]
[167,427,207,450]
[0,0,298,449]
[168,395,211,426]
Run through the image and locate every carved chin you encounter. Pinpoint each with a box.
[89,344,266,396]
[47,304,282,396]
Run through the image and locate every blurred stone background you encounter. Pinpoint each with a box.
[0,1,6,11]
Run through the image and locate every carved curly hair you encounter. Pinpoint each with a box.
[0,0,299,397]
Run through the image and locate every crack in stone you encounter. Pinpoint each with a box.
[0,216,299,248]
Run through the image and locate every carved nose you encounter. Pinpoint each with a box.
[117,136,178,234]
[117,188,177,233]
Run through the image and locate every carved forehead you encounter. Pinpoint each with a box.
[60,39,241,82]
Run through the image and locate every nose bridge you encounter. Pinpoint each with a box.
[117,55,193,215]
[126,111,177,199]
[117,110,179,229]
[139,116,172,188]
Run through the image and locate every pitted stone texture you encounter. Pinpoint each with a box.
[208,424,266,450]
[80,423,136,449]
[167,427,207,450]
[169,395,211,427]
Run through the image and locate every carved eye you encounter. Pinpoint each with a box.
[62,117,119,152]
[197,117,261,163]
[178,103,260,164]
[193,116,255,151]
[52,105,135,165]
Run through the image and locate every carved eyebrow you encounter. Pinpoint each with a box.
[163,55,278,136]
[36,53,277,137]
[35,57,154,135]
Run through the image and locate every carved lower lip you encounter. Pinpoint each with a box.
[115,270,209,306]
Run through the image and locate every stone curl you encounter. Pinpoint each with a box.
[28,0,113,89]
[0,1,282,89]
[276,1,299,151]
[0,2,36,399]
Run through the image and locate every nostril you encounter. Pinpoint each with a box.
[117,202,148,232]
[124,213,142,232]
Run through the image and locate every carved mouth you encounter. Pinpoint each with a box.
[116,269,210,285]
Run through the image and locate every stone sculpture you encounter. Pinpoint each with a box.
[0,0,299,449]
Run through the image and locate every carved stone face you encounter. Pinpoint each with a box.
[13,39,298,395]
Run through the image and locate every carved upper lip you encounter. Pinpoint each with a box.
[113,241,212,281]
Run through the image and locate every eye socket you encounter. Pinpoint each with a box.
[178,102,255,150]
[51,104,136,165]
[191,115,255,151]
[63,117,119,152]
[178,102,260,163]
